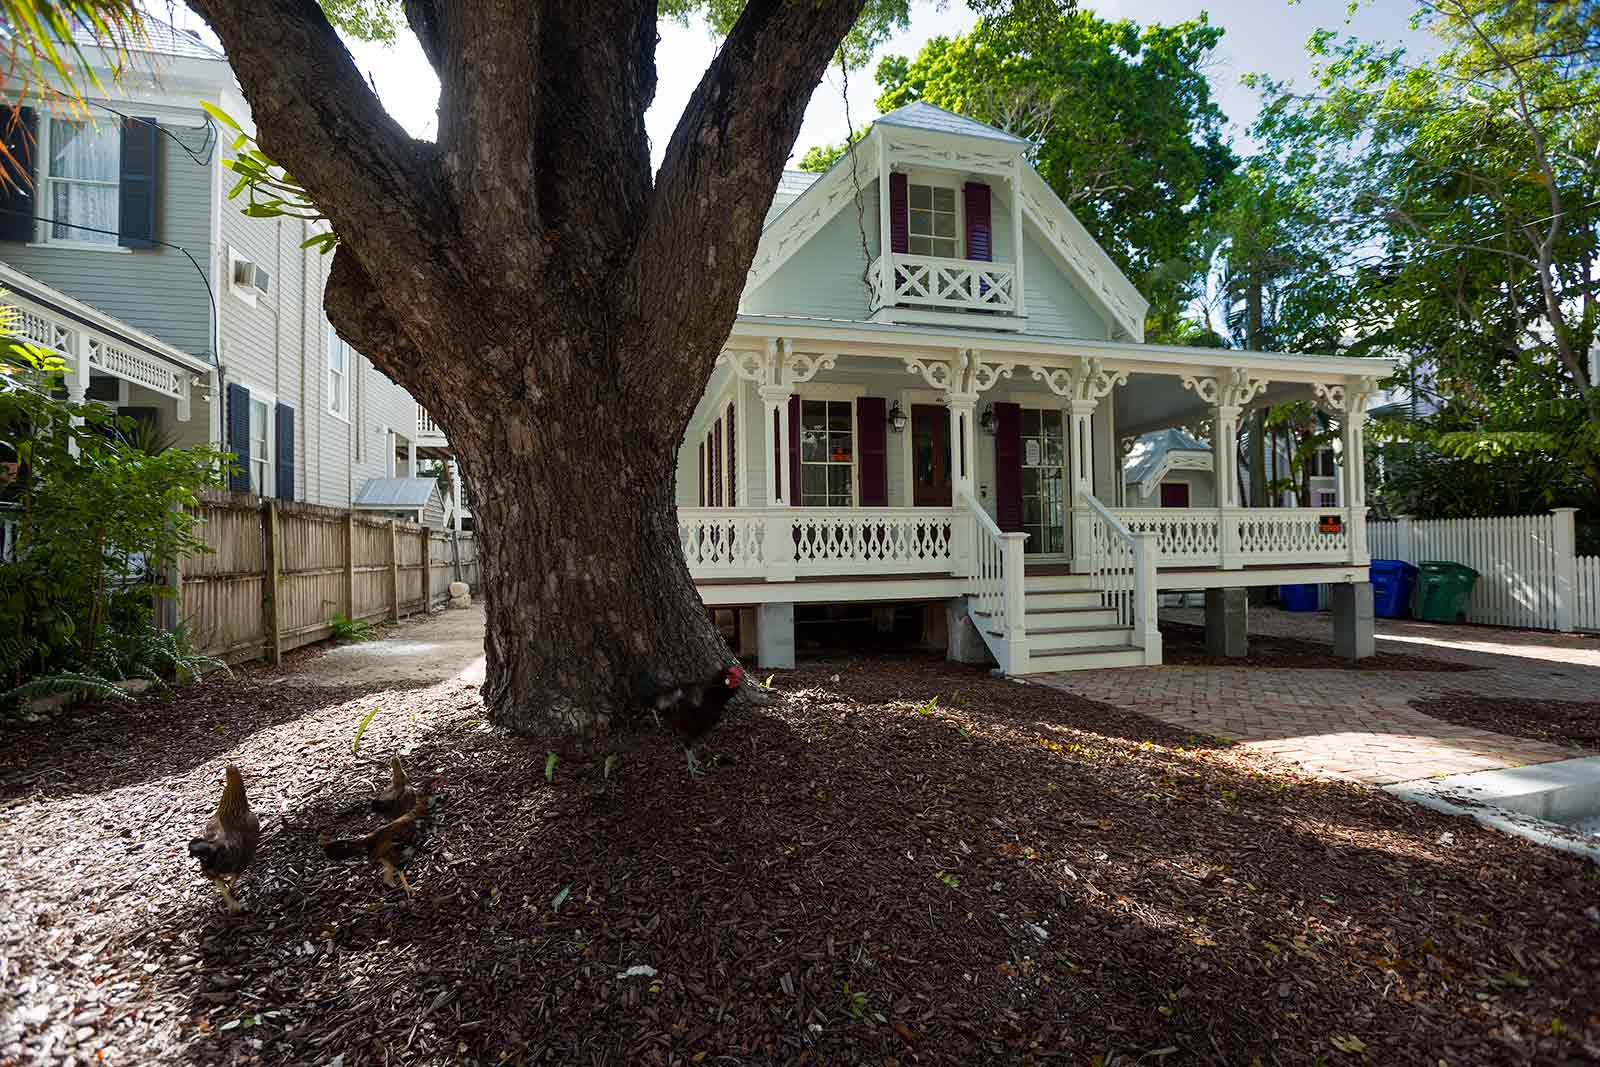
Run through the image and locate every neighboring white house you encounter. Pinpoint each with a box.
[0,18,468,530]
[1123,428,1215,509]
[679,102,1396,673]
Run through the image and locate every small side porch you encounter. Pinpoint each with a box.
[679,317,1391,674]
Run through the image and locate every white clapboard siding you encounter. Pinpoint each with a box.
[1366,511,1584,631]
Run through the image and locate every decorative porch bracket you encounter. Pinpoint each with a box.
[1314,376,1379,565]
[1183,368,1269,568]
[1033,357,1128,570]
[717,339,836,508]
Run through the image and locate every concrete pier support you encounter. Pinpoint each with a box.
[1331,581,1375,660]
[1204,587,1249,658]
[757,602,796,669]
[946,597,994,666]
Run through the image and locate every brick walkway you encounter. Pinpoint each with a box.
[1033,608,1599,785]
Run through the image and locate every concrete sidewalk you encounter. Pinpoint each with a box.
[1035,608,1598,784]
[283,604,487,689]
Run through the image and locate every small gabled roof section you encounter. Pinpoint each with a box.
[1124,428,1208,485]
[875,100,1031,146]
[353,478,439,511]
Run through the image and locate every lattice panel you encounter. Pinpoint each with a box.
[88,337,186,398]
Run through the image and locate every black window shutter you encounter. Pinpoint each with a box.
[226,382,252,492]
[0,107,38,243]
[274,402,295,502]
[118,116,158,249]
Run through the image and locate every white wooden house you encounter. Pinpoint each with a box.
[679,103,1396,673]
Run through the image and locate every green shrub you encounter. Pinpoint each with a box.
[329,614,378,643]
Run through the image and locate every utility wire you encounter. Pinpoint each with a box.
[0,208,216,363]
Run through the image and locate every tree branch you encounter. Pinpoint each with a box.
[626,0,868,359]
[187,0,454,317]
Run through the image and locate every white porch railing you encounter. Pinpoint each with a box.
[960,492,1027,673]
[677,506,962,581]
[869,253,1017,313]
[1081,494,1160,660]
[1110,506,1364,569]
[417,405,443,439]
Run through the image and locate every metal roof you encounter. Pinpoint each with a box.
[875,101,1030,146]
[352,478,439,510]
[71,14,225,61]
[1124,428,1208,484]
[766,170,821,225]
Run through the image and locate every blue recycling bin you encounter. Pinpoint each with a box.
[1369,559,1418,618]
[1279,583,1321,612]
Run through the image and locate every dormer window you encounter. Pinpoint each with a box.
[907,182,959,258]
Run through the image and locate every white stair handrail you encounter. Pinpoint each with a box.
[1078,491,1160,660]
[960,490,1029,671]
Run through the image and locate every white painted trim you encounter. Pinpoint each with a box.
[325,323,351,422]
[226,246,258,308]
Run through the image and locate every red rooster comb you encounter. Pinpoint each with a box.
[726,664,744,687]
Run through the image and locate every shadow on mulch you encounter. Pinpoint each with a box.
[1411,691,1600,753]
[0,672,438,804]
[3,654,1598,1067]
[1159,621,1473,672]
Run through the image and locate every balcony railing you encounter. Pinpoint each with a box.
[869,253,1017,314]
[416,405,443,440]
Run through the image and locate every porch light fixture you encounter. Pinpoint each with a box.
[887,401,908,433]
[980,403,999,436]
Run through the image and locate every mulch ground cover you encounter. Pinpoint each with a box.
[1410,692,1600,753]
[1159,621,1470,672]
[2,650,1597,1066]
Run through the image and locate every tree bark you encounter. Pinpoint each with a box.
[187,0,868,737]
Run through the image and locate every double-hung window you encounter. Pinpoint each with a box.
[907,182,959,258]
[327,326,349,418]
[45,119,120,246]
[249,398,270,495]
[799,399,853,507]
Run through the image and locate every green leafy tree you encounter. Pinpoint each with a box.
[869,10,1237,338]
[1256,0,1600,510]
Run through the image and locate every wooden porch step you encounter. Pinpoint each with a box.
[1026,644,1147,672]
[998,624,1130,638]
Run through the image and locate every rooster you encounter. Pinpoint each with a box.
[188,764,260,914]
[370,755,415,819]
[321,789,438,896]
[635,664,744,776]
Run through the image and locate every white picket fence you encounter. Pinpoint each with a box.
[1367,509,1589,632]
[1579,554,1600,632]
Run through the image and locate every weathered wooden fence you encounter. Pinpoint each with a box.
[1366,509,1586,632]
[177,490,480,663]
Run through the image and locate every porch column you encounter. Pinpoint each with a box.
[66,329,91,456]
[1212,401,1241,509]
[1315,379,1375,565]
[947,394,977,502]
[406,438,418,478]
[1066,398,1098,572]
[759,384,791,506]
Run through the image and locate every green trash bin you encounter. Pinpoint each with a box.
[1413,561,1478,623]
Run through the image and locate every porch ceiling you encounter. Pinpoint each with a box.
[1113,374,1314,438]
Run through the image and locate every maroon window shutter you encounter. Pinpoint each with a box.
[857,397,888,507]
[964,182,992,262]
[889,172,909,255]
[994,402,1023,532]
[698,443,705,506]
[726,403,737,507]
[787,394,801,507]
[712,419,723,506]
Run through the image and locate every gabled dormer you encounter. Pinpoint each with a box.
[742,101,1148,343]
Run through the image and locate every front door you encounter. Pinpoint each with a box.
[1020,408,1066,555]
[911,404,952,506]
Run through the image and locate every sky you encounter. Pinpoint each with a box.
[169,1,1428,166]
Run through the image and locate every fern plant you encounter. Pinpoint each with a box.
[329,614,377,643]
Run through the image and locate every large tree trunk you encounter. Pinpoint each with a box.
[187,0,870,736]
[449,340,725,735]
